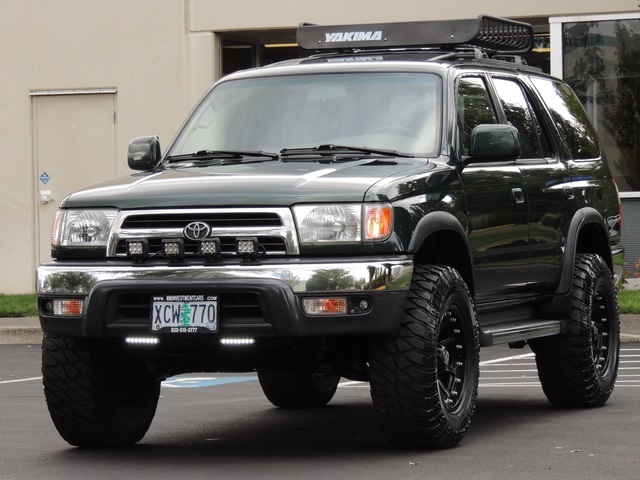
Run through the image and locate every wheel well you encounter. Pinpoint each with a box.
[576,223,613,273]
[413,230,475,296]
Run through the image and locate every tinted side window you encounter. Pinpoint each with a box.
[492,78,552,159]
[456,76,498,156]
[531,77,600,160]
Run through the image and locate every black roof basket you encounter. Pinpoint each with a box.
[297,15,534,55]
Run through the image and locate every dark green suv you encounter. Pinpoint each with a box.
[37,15,623,449]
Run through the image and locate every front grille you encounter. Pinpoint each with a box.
[109,208,300,257]
[120,212,283,229]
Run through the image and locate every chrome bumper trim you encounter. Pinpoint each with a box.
[37,259,414,295]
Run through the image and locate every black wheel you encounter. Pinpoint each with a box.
[529,253,620,407]
[257,370,340,408]
[42,336,161,447]
[369,265,479,449]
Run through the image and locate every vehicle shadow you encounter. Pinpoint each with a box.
[56,388,566,467]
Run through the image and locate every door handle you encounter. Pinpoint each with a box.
[511,187,525,204]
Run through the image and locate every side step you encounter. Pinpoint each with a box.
[478,320,563,347]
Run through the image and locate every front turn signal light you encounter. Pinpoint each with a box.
[364,204,393,241]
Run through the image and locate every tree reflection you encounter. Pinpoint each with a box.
[563,19,640,189]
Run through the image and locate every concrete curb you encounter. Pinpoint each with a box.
[0,327,42,345]
[1,316,639,345]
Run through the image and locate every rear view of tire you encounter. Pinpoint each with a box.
[529,253,620,407]
[257,370,340,408]
[42,336,161,447]
[369,265,479,449]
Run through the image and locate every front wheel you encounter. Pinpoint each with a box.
[42,336,161,447]
[529,253,620,407]
[369,265,479,449]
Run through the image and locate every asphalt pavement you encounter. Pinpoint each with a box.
[1,314,640,344]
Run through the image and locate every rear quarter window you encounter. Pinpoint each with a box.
[530,77,601,160]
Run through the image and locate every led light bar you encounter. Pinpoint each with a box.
[125,337,160,345]
[220,338,256,346]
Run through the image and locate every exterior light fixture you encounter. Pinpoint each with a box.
[235,237,259,259]
[198,237,221,260]
[161,238,185,259]
[126,238,149,259]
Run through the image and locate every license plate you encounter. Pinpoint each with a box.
[151,294,218,333]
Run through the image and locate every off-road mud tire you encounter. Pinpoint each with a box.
[529,253,620,407]
[369,265,479,449]
[42,335,161,447]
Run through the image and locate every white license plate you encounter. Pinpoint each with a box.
[151,295,218,333]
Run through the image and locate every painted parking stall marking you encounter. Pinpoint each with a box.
[162,375,256,388]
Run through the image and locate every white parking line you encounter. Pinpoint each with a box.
[479,353,535,366]
[0,376,42,384]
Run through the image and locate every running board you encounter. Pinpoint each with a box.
[478,320,563,347]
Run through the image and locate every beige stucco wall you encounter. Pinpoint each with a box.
[189,0,639,30]
[0,0,213,293]
[0,0,638,293]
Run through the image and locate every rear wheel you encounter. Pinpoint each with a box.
[42,336,160,447]
[369,265,479,449]
[257,370,340,408]
[529,253,620,407]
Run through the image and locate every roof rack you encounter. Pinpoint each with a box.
[297,15,534,55]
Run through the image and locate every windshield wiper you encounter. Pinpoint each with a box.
[279,144,414,159]
[166,150,279,163]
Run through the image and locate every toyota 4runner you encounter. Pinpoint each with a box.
[37,15,623,449]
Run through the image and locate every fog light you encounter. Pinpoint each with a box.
[126,238,149,258]
[52,299,84,317]
[302,297,348,315]
[235,237,259,259]
[198,238,221,259]
[162,238,185,258]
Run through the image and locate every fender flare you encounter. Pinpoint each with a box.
[407,211,474,291]
[556,206,611,295]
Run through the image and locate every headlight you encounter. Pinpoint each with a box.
[52,209,118,248]
[293,203,392,244]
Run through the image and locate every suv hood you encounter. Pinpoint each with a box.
[61,158,433,209]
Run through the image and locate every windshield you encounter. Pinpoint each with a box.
[167,72,442,158]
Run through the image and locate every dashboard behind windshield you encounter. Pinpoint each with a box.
[168,72,442,158]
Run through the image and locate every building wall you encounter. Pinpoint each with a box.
[1,0,638,293]
[189,0,638,30]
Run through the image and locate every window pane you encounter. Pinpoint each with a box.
[169,72,442,157]
[562,19,640,189]
[493,78,546,159]
[531,77,600,160]
[456,76,497,156]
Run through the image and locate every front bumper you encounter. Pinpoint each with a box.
[36,257,413,338]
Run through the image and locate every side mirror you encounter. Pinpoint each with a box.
[128,136,161,171]
[468,124,520,161]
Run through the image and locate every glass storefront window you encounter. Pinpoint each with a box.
[562,18,640,191]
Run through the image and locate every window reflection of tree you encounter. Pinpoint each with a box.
[563,20,640,189]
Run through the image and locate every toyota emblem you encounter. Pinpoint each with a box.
[183,222,211,241]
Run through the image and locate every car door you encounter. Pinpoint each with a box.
[490,75,577,294]
[455,74,530,304]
